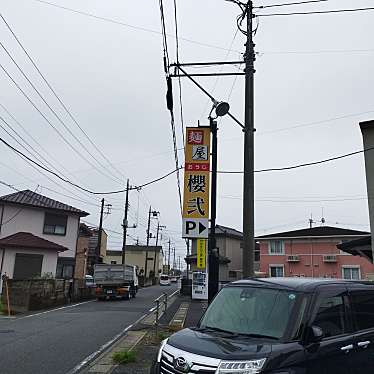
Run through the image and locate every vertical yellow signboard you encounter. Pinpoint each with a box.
[197,239,207,269]
[182,127,211,238]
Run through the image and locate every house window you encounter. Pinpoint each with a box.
[269,240,285,255]
[270,265,284,277]
[43,213,68,236]
[229,271,237,279]
[342,266,360,280]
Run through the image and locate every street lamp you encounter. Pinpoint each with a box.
[208,101,229,303]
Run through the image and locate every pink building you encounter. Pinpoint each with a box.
[257,226,374,279]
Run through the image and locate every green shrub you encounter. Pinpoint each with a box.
[112,350,136,365]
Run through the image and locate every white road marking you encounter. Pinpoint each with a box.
[66,313,148,374]
[16,300,95,320]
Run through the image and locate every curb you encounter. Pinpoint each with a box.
[73,290,180,374]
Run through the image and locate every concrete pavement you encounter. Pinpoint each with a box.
[0,284,178,374]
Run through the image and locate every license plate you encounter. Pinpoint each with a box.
[106,290,113,294]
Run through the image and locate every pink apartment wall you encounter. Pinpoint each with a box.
[259,238,374,279]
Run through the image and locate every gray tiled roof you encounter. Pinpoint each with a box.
[0,190,89,216]
[256,226,370,239]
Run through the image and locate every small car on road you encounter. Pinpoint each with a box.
[152,277,374,374]
[160,274,171,286]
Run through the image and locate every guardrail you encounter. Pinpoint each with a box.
[153,289,179,333]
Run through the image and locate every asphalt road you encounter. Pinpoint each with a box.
[0,284,178,374]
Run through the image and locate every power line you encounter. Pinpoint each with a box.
[257,6,374,17]
[0,132,183,195]
[255,0,329,9]
[32,0,243,56]
[173,0,185,149]
[218,147,374,174]
[0,12,126,180]
[0,44,123,185]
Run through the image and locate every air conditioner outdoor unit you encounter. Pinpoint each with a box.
[287,255,300,262]
[323,255,337,263]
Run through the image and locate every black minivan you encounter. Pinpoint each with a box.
[152,278,374,374]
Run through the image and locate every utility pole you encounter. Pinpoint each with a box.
[122,179,130,266]
[96,198,105,265]
[208,117,219,302]
[242,0,255,278]
[153,222,165,279]
[168,239,171,275]
[144,206,152,281]
[173,247,176,276]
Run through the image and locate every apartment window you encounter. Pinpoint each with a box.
[43,213,68,236]
[342,266,360,280]
[269,240,285,255]
[270,265,284,277]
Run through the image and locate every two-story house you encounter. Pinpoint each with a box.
[257,226,374,279]
[0,189,89,287]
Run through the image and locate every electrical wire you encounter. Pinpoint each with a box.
[255,0,329,9]
[0,131,183,195]
[0,44,123,185]
[159,0,183,217]
[173,0,185,148]
[0,12,125,181]
[257,6,374,17]
[218,147,374,174]
[32,0,243,56]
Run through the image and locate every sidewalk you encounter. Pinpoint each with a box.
[87,294,207,374]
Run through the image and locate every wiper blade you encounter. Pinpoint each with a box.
[195,326,236,335]
[236,333,278,340]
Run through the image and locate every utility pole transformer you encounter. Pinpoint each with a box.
[242,0,255,278]
[122,179,130,265]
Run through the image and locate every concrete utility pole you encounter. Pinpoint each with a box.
[242,0,255,278]
[144,206,152,280]
[153,222,165,278]
[121,179,130,266]
[173,247,176,275]
[168,239,171,275]
[97,198,105,263]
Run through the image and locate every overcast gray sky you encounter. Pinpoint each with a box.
[1,0,374,263]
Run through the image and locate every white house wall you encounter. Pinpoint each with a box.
[0,205,79,258]
[0,247,58,290]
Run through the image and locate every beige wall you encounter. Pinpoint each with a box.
[104,250,162,278]
[0,205,80,258]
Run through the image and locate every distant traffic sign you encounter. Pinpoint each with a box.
[182,218,209,238]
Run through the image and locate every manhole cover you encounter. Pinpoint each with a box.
[0,330,15,333]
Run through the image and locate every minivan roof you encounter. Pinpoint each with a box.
[230,277,374,292]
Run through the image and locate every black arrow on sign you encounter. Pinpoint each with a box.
[199,222,207,234]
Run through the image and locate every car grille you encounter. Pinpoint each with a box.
[160,344,219,374]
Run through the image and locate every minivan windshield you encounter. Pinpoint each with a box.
[160,275,169,280]
[199,286,300,339]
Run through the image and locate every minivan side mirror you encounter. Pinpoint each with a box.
[308,325,324,344]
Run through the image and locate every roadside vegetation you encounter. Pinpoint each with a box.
[112,350,137,365]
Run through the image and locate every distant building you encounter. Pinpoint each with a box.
[257,226,374,279]
[186,225,261,282]
[86,228,107,275]
[104,245,163,279]
[75,223,92,279]
[0,189,89,289]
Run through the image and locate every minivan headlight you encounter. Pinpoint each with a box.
[156,338,168,362]
[219,358,266,374]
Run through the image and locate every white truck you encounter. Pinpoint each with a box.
[94,264,138,301]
